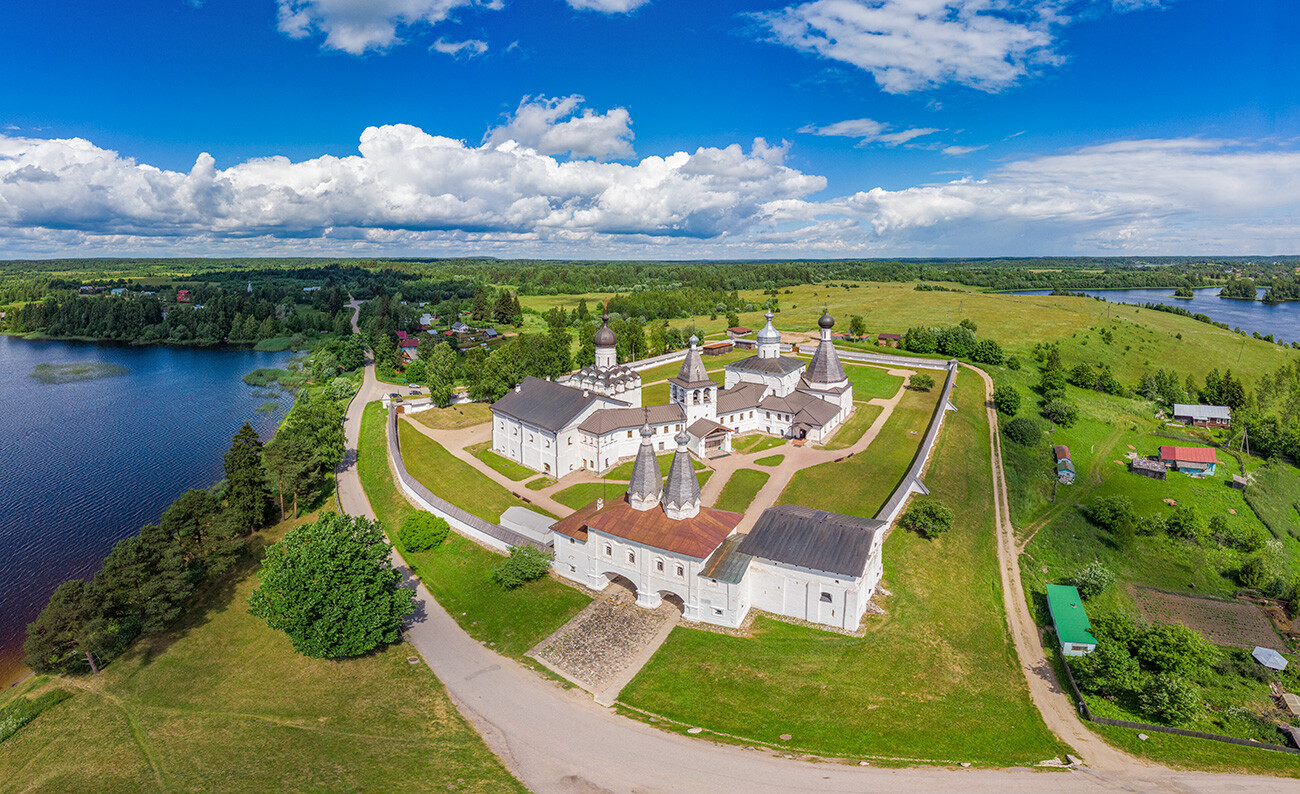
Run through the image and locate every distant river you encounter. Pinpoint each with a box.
[0,336,294,688]
[1011,287,1300,344]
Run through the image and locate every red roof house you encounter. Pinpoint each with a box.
[176,289,191,302]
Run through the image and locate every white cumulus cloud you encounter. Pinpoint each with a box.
[566,0,652,11]
[755,0,1064,94]
[799,117,940,146]
[484,95,635,159]
[276,0,489,54]
[431,37,488,57]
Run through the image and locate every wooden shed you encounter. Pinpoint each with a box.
[1131,457,1167,481]
[1053,445,1075,485]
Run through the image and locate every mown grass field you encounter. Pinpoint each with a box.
[621,373,1070,766]
[841,361,904,400]
[0,508,525,792]
[732,434,785,455]
[712,469,769,513]
[408,402,492,430]
[360,403,590,659]
[779,385,940,518]
[754,454,784,467]
[396,417,555,522]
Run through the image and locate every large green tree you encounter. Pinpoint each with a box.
[223,423,273,532]
[248,513,414,659]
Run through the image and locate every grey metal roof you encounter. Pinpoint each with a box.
[699,534,752,584]
[688,418,730,437]
[577,403,684,435]
[663,436,702,511]
[760,391,840,428]
[716,382,767,414]
[727,355,806,376]
[671,345,715,388]
[491,376,612,432]
[804,338,847,384]
[756,311,780,346]
[1252,646,1288,671]
[739,504,883,578]
[1173,403,1232,421]
[594,314,617,347]
[627,427,663,507]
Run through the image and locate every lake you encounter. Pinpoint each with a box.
[1011,288,1300,344]
[0,335,295,688]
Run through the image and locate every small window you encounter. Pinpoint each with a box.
[655,560,664,572]
[605,545,612,557]
[628,551,635,563]
[676,565,684,577]
[568,438,572,445]
[713,608,723,616]
[819,592,832,603]
[627,430,633,438]
[569,537,575,544]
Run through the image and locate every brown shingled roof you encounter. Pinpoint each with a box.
[550,498,741,559]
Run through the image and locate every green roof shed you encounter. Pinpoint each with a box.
[1046,584,1097,656]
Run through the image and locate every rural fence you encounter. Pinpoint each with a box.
[385,407,545,554]
[1055,641,1300,756]
[836,348,956,372]
[874,360,960,526]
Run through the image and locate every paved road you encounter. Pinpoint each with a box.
[335,305,1291,792]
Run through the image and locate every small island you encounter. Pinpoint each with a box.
[29,362,129,384]
[1173,285,1195,298]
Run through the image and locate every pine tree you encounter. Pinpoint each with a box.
[223,423,273,532]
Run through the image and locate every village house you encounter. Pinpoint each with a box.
[1173,403,1232,428]
[877,333,902,348]
[1053,445,1075,485]
[1159,445,1218,477]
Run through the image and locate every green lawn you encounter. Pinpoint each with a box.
[525,476,556,491]
[732,434,786,455]
[779,385,940,518]
[621,374,1069,766]
[0,509,525,792]
[607,452,705,480]
[818,403,884,452]
[642,381,670,406]
[713,469,770,513]
[360,403,590,659]
[1090,723,1300,779]
[467,441,536,481]
[842,362,904,400]
[396,417,554,522]
[408,402,492,430]
[754,454,784,467]
[555,472,714,511]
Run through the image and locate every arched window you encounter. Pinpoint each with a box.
[655,559,664,572]
[627,551,635,564]
[605,544,612,557]
[676,565,684,577]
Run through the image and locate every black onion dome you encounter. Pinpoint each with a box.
[818,310,835,329]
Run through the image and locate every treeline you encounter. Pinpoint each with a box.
[4,280,354,345]
[24,386,349,675]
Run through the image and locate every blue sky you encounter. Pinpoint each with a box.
[1,0,1297,258]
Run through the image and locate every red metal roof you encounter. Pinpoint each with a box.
[550,497,741,559]
[1159,446,1217,464]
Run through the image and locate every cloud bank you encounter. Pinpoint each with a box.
[1,119,1297,258]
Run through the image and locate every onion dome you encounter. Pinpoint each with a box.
[756,310,780,346]
[594,314,617,347]
[818,310,835,330]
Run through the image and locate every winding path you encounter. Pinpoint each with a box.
[336,302,1286,792]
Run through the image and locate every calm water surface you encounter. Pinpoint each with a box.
[1011,287,1300,344]
[0,336,294,687]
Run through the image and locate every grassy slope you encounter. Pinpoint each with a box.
[621,372,1069,766]
[408,402,492,430]
[778,386,938,518]
[1244,460,1300,542]
[360,403,589,659]
[0,512,524,792]
[467,441,536,481]
[396,418,555,522]
[713,469,770,513]
[842,362,904,400]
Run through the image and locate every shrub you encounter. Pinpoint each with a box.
[492,545,554,589]
[1139,673,1202,723]
[1041,400,1079,427]
[909,373,935,391]
[972,339,1003,365]
[1210,515,1266,552]
[1006,355,1021,371]
[1238,541,1291,597]
[399,511,450,552]
[1085,495,1133,533]
[1135,513,1168,535]
[1004,417,1043,446]
[902,326,938,354]
[993,384,1021,416]
[1165,505,1201,542]
[1070,561,1115,600]
[1072,638,1141,698]
[1134,622,1218,678]
[1039,369,1068,402]
[1069,363,1097,390]
[900,499,955,539]
[327,376,358,402]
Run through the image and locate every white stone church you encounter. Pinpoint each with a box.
[490,310,854,478]
[549,423,886,631]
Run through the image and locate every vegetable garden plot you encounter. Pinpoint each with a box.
[1131,587,1283,650]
